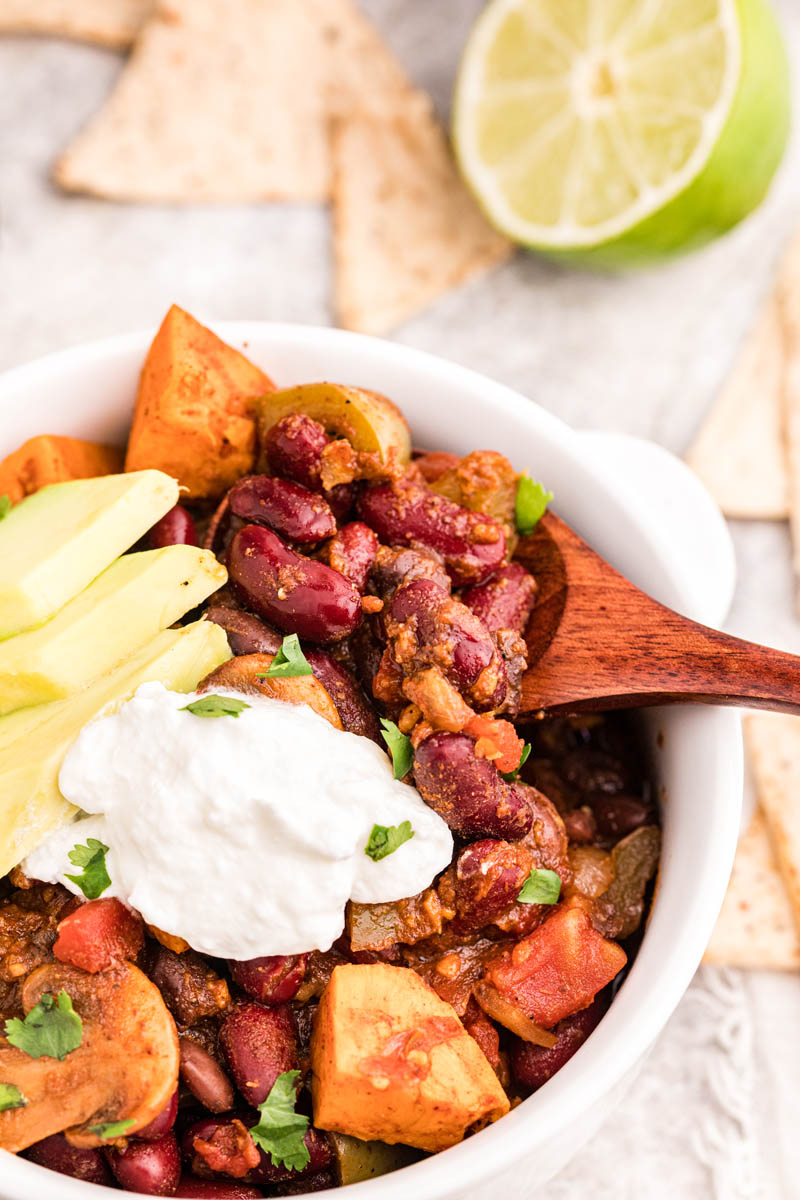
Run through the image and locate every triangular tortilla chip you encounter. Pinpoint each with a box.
[778,230,800,608]
[332,106,512,335]
[312,0,419,116]
[745,712,800,941]
[54,0,331,203]
[0,0,150,47]
[704,806,800,969]
[685,296,788,519]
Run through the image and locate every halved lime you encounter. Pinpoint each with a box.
[453,0,790,265]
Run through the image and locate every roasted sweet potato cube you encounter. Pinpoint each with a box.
[0,436,123,505]
[310,963,509,1152]
[484,906,626,1028]
[125,305,274,499]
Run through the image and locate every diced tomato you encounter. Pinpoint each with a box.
[53,898,144,973]
[464,715,524,775]
[485,906,626,1028]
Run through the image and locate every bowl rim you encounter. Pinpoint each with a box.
[0,322,743,1200]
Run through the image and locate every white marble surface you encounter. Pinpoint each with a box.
[2,3,800,1196]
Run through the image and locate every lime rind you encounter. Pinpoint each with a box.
[453,0,790,265]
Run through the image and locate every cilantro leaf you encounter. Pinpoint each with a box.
[0,495,10,522]
[379,719,413,780]
[365,820,415,862]
[181,694,251,719]
[5,991,83,1060]
[517,868,562,905]
[258,634,313,679]
[65,837,111,900]
[501,742,532,783]
[88,1118,135,1140]
[515,474,553,536]
[0,1083,26,1112]
[249,1070,310,1173]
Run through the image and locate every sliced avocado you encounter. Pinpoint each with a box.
[0,545,226,716]
[0,470,179,640]
[0,620,231,877]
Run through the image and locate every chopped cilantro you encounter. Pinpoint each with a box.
[501,742,532,783]
[365,820,415,862]
[515,474,553,536]
[0,1084,26,1112]
[181,694,251,719]
[517,868,562,905]
[65,837,111,900]
[4,991,83,1061]
[258,634,313,679]
[0,495,10,522]
[88,1118,135,1140]
[379,718,413,780]
[249,1070,310,1173]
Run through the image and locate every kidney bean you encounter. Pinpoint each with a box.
[325,482,357,522]
[204,607,283,656]
[264,413,328,490]
[370,545,451,599]
[174,1179,263,1199]
[180,1037,235,1113]
[25,1134,116,1186]
[358,481,506,587]
[413,732,533,840]
[590,793,653,839]
[137,1091,179,1141]
[388,578,506,711]
[146,945,230,1027]
[509,995,607,1093]
[560,750,629,796]
[148,505,198,549]
[108,1132,181,1195]
[304,650,380,741]
[461,563,538,635]
[228,525,362,644]
[521,758,576,813]
[451,840,533,935]
[562,806,598,844]
[228,955,307,1005]
[462,997,502,1075]
[220,1001,297,1106]
[322,521,378,590]
[228,476,336,545]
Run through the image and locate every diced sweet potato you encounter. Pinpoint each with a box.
[125,305,274,499]
[484,906,626,1029]
[310,963,509,1152]
[0,436,123,505]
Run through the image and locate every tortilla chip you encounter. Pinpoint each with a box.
[704,806,800,969]
[332,106,512,335]
[745,713,800,944]
[0,0,150,47]
[778,231,800,607]
[685,296,789,519]
[54,0,331,203]
[312,0,419,116]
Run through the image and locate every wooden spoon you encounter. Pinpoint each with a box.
[516,512,800,716]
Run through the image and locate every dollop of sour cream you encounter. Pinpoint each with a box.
[24,682,453,960]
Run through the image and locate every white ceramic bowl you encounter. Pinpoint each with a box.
[0,324,743,1200]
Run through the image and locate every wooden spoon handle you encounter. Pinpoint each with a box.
[517,513,800,716]
[520,608,800,715]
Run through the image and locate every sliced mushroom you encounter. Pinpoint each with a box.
[0,962,179,1153]
[199,654,343,729]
